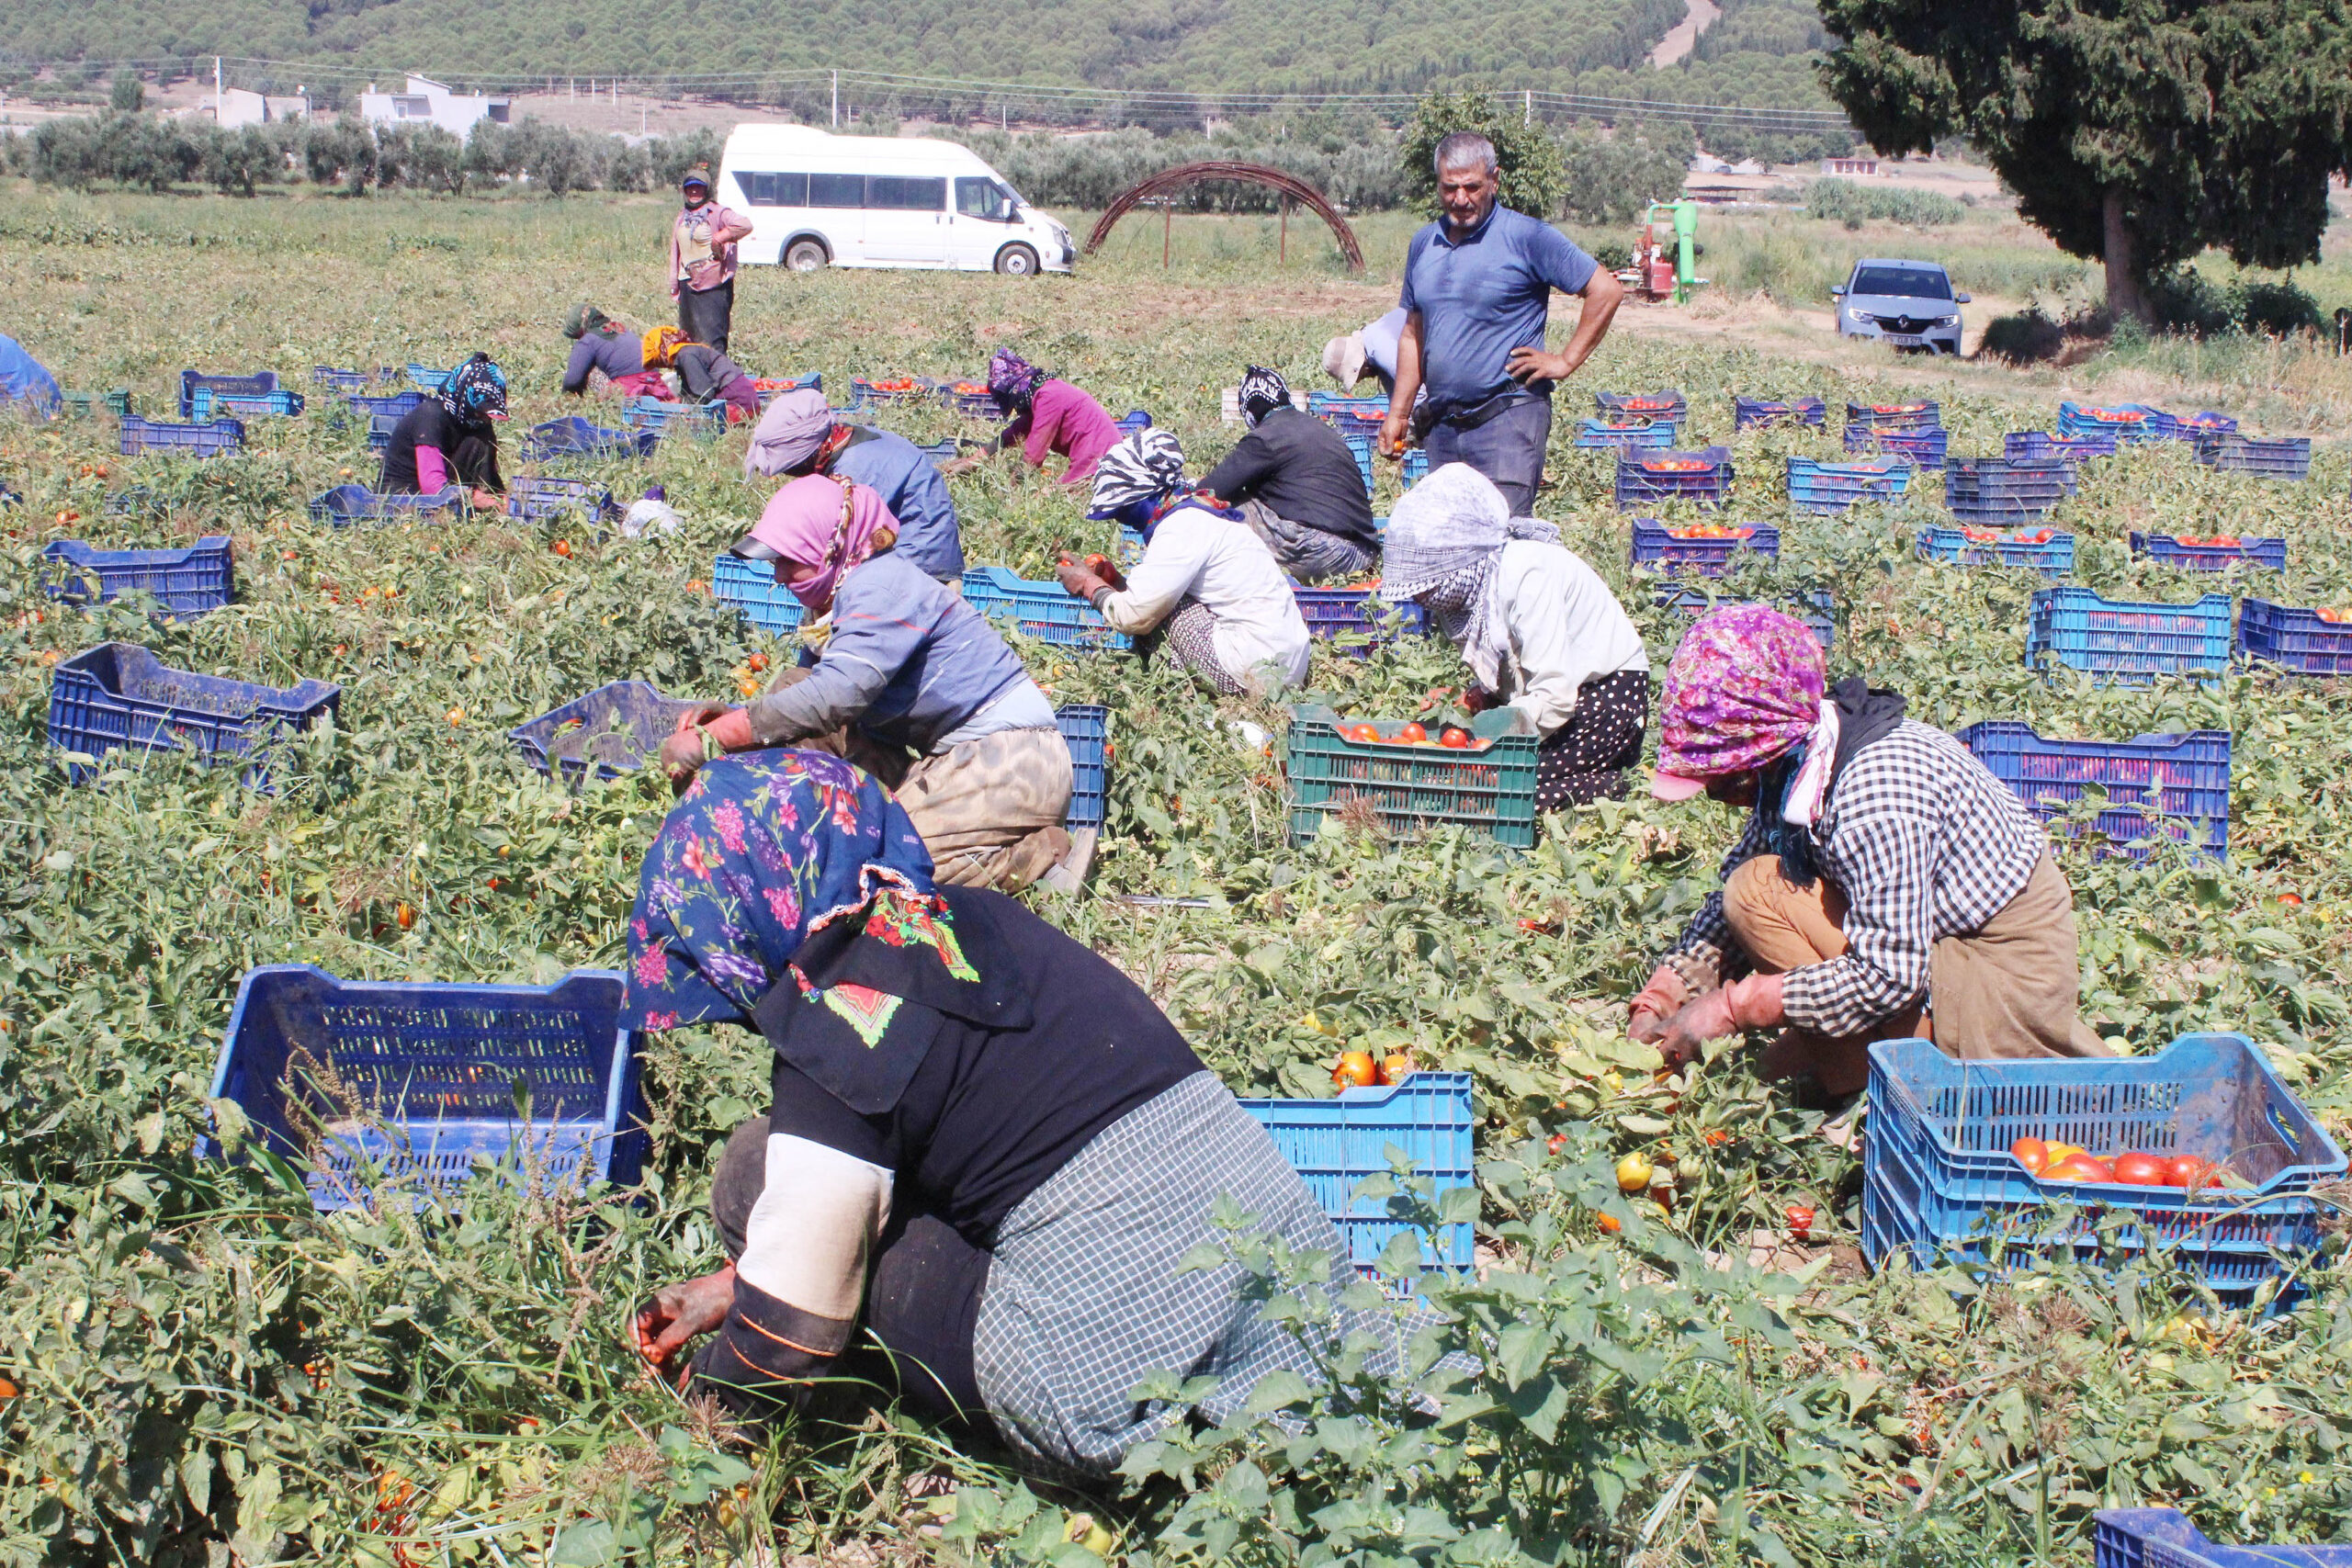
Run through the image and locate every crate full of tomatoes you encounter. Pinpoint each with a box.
[1285,703,1540,850]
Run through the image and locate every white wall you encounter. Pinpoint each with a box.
[359,74,511,138]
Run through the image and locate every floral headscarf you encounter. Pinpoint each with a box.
[624,751,940,1032]
[1654,605,1827,783]
[987,348,1047,417]
[641,327,691,369]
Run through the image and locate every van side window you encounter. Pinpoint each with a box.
[809,173,864,209]
[736,172,809,207]
[869,175,947,211]
[956,177,1011,220]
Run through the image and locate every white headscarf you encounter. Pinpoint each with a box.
[1382,463,1558,690]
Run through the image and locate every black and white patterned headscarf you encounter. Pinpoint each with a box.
[1238,365,1291,426]
[1383,463,1558,689]
[1087,428,1186,517]
[437,353,508,428]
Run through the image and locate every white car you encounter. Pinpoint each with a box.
[1832,258,1970,355]
[716,124,1074,276]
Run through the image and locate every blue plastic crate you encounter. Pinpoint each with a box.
[1339,431,1378,498]
[1293,586,1430,652]
[520,417,661,463]
[1401,448,1430,489]
[1286,703,1541,848]
[753,372,824,408]
[2129,532,2286,572]
[622,397,727,439]
[1844,423,1948,468]
[1630,519,1778,575]
[119,415,244,457]
[2197,434,2311,479]
[1575,416,1679,451]
[1307,391,1391,422]
[2237,600,2352,676]
[1116,409,1153,434]
[308,484,463,525]
[1845,399,1939,432]
[510,681,706,785]
[338,390,424,433]
[204,964,647,1213]
[312,366,390,391]
[42,536,233,616]
[1958,719,2230,859]
[1616,446,1733,509]
[1915,525,2075,576]
[1595,389,1688,423]
[1734,395,1826,430]
[509,476,620,524]
[2176,412,2239,445]
[47,641,340,786]
[367,413,404,451]
[1656,586,1835,650]
[1947,457,2071,523]
[1786,456,1911,514]
[1861,1034,2344,1306]
[1238,1072,1476,1283]
[406,363,450,391]
[917,438,962,469]
[2095,1507,2352,1568]
[849,375,937,408]
[2059,400,2177,444]
[190,386,304,420]
[177,370,278,418]
[711,552,808,637]
[2005,430,2115,465]
[961,565,1131,650]
[2028,587,2233,681]
[1056,704,1108,831]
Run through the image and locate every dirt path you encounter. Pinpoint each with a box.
[1650,0,1723,67]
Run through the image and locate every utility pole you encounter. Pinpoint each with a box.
[215,57,223,124]
[1524,89,1532,126]
[831,71,839,128]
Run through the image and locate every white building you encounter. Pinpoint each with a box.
[358,75,512,137]
[199,87,310,129]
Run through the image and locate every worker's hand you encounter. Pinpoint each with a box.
[633,1265,735,1390]
[1055,554,1110,602]
[936,455,985,479]
[660,728,715,788]
[1505,346,1574,386]
[1461,684,1496,715]
[1655,986,1738,1067]
[1724,970,1786,1031]
[1626,964,1691,1043]
[672,702,733,737]
[468,487,504,513]
[1377,408,1411,458]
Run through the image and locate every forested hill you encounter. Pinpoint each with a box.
[0,0,1830,106]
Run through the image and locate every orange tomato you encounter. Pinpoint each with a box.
[1439,727,1472,750]
[2279,893,2304,907]
[2009,1135,2051,1175]
[396,902,415,931]
[1397,722,1427,744]
[1546,1133,1566,1156]
[551,539,573,558]
[1331,1051,1377,1089]
[1376,1053,1415,1085]
[2041,1154,2115,1184]
[1785,1203,1815,1240]
[2167,1156,2218,1192]
[1595,1212,1623,1235]
[747,651,769,671]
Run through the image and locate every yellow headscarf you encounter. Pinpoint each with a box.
[641,327,690,369]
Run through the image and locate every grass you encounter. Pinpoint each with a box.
[6,183,2352,1565]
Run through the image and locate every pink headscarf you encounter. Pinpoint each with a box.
[1652,605,1826,797]
[744,475,899,611]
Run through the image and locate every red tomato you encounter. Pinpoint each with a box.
[1546,1133,1566,1156]
[1439,727,1472,749]
[2166,1155,2218,1191]
[2041,1154,2116,1184]
[2111,1151,2168,1187]
[1331,1051,1377,1088]
[2279,893,2304,907]
[1785,1203,1815,1241]
[1398,723,1428,744]
[2009,1136,2051,1175]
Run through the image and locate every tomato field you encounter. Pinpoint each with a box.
[6,186,2352,1565]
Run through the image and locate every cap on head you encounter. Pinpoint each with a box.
[683,164,713,191]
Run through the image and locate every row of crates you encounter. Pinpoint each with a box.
[2024,586,2352,678]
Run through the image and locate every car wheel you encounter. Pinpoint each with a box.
[995,243,1040,277]
[785,239,829,273]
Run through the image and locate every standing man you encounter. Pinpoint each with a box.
[1379,132,1623,516]
[671,165,752,355]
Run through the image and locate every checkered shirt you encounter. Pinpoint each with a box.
[1665,720,2045,1037]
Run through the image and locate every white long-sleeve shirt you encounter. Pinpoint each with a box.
[1476,539,1649,735]
[1097,506,1312,693]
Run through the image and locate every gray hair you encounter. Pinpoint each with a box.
[1434,131,1498,177]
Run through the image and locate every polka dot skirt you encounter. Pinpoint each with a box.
[1535,669,1653,810]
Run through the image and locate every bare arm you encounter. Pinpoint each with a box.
[1507,270,1625,385]
[1379,310,1424,457]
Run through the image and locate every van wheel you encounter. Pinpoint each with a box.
[785,239,829,273]
[994,243,1040,276]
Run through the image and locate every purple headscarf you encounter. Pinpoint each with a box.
[986,348,1047,417]
[1653,605,1826,792]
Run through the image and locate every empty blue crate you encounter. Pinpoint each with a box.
[2005,430,2115,467]
[2059,400,2178,444]
[1056,704,1108,830]
[119,416,244,458]
[1958,718,2231,858]
[2129,532,2285,572]
[177,370,278,418]
[1845,399,1939,432]
[338,390,424,434]
[520,417,660,462]
[509,476,619,524]
[510,681,705,785]
[406,364,450,391]
[43,536,233,616]
[1946,457,2071,523]
[623,397,726,439]
[1787,456,1910,514]
[1844,423,1947,468]
[1401,448,1430,488]
[308,484,462,525]
[1861,1034,2344,1306]
[1238,1072,1476,1285]
[1616,446,1733,509]
[711,552,808,637]
[1343,432,1376,497]
[1734,395,1825,430]
[1631,519,1776,575]
[312,366,391,391]
[2197,434,2311,479]
[961,566,1131,650]
[1575,416,1679,451]
[2027,586,2233,681]
[1116,409,1153,434]
[190,386,304,420]
[917,438,962,469]
[1657,585,1834,650]
[48,641,340,785]
[1595,389,1687,423]
[1294,586,1430,652]
[205,964,647,1213]
[2237,600,2352,676]
[2094,1506,2352,1568]
[1915,524,2074,576]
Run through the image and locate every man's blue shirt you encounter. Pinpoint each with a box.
[1400,204,1598,415]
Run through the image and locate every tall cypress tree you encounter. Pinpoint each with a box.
[1817,0,2352,321]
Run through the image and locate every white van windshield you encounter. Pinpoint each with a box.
[956,176,1018,220]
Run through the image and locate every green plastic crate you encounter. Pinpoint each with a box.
[1285,702,1540,849]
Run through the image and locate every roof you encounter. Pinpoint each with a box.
[1852,257,1951,272]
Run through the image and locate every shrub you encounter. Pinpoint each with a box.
[1556,119,1696,224]
[1804,177,1965,226]
[1398,89,1566,220]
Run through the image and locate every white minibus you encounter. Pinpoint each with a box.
[716,124,1075,276]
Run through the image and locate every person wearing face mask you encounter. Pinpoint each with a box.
[1378,132,1623,516]
[742,389,964,581]
[671,165,753,354]
[1196,366,1380,584]
[658,474,1072,891]
[1626,606,2109,1100]
[378,353,510,512]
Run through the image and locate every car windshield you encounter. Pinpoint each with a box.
[1851,266,1952,300]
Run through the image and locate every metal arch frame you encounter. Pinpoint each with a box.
[1085,162,1364,273]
